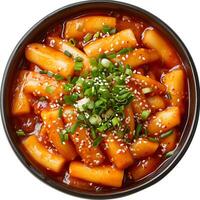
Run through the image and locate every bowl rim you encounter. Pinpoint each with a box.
[1,0,199,198]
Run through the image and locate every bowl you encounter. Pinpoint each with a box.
[1,0,199,198]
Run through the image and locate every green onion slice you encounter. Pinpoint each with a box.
[16,129,25,136]
[165,150,174,158]
[83,33,93,43]
[142,87,153,94]
[93,136,103,147]
[135,123,142,138]
[58,107,63,118]
[141,110,151,121]
[160,130,174,139]
[64,50,72,57]
[74,62,83,71]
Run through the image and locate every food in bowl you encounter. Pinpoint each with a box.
[11,11,187,190]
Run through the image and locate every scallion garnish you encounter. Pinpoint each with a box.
[39,70,48,74]
[71,122,80,134]
[102,25,116,35]
[141,110,151,121]
[101,58,112,68]
[63,95,75,105]
[148,137,159,142]
[64,50,72,57]
[16,129,25,136]
[102,25,112,34]
[59,131,69,144]
[89,114,102,125]
[69,38,77,46]
[160,130,174,139]
[117,47,133,55]
[135,123,142,138]
[83,33,93,43]
[91,127,97,139]
[111,117,120,126]
[97,123,108,132]
[165,150,174,158]
[45,85,54,94]
[74,61,83,71]
[142,87,153,94]
[106,52,116,59]
[47,71,54,77]
[71,76,79,84]
[64,83,73,92]
[93,136,103,147]
[89,57,98,67]
[74,56,83,62]
[54,74,64,81]
[58,107,63,118]
[93,31,100,39]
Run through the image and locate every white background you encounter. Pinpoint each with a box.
[0,0,199,199]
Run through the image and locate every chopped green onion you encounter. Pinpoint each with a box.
[160,130,174,139]
[144,129,148,136]
[91,127,97,139]
[77,114,85,121]
[71,93,79,101]
[97,123,108,132]
[58,107,63,118]
[47,71,54,77]
[112,117,120,126]
[74,56,83,62]
[69,38,77,46]
[104,109,114,119]
[45,85,54,94]
[89,114,102,125]
[93,31,100,39]
[110,28,116,34]
[106,53,116,59]
[74,62,83,71]
[54,74,64,81]
[63,95,74,105]
[117,47,133,55]
[16,129,25,136]
[101,58,112,68]
[86,100,94,109]
[102,25,112,34]
[95,99,104,108]
[71,76,79,84]
[39,70,47,74]
[76,77,84,86]
[165,150,174,158]
[89,57,98,67]
[64,83,73,92]
[142,87,153,94]
[125,68,132,76]
[141,110,151,120]
[148,137,159,142]
[83,33,93,43]
[135,123,142,138]
[71,122,80,134]
[59,131,69,144]
[93,136,103,147]
[84,87,95,97]
[64,50,72,57]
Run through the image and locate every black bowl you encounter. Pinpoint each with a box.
[1,0,199,198]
